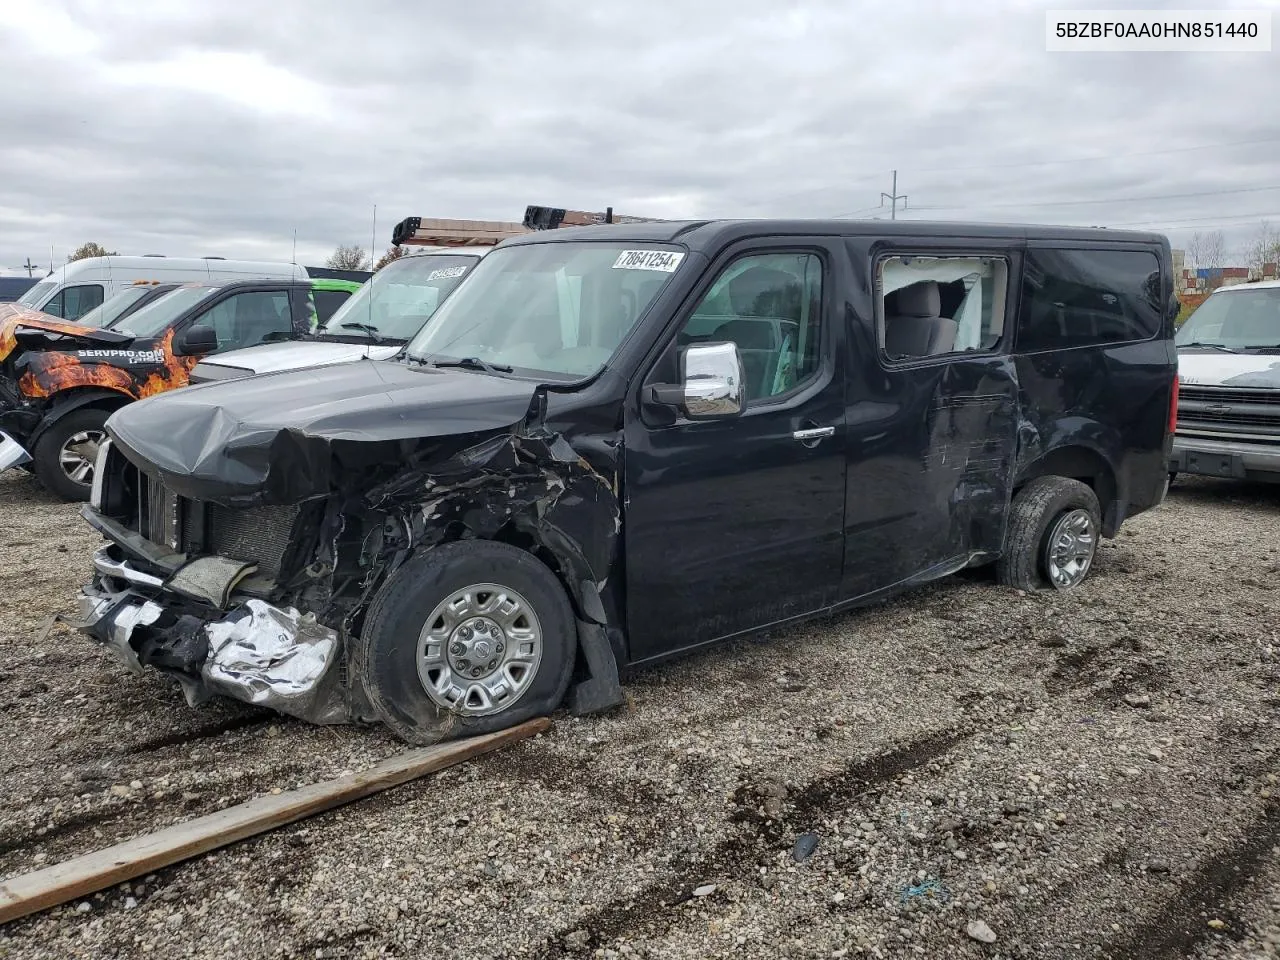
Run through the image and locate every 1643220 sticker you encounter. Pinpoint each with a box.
[612,250,685,272]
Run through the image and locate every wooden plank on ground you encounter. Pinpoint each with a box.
[0,717,550,926]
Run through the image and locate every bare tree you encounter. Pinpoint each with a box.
[1187,230,1227,290]
[326,244,370,271]
[373,246,406,271]
[1245,221,1280,276]
[67,242,118,262]
[1187,230,1225,270]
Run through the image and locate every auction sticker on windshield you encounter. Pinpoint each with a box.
[612,250,685,272]
[427,266,469,281]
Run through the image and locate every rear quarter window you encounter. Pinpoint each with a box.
[1018,248,1163,352]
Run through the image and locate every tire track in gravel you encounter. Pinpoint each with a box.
[0,757,323,879]
[119,712,275,754]
[527,726,974,959]
[0,710,276,776]
[0,807,120,858]
[1102,800,1280,959]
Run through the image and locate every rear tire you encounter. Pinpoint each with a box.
[32,407,111,502]
[355,540,576,745]
[997,477,1102,591]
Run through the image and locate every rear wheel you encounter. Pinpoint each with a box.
[32,408,111,502]
[355,540,576,745]
[997,477,1102,591]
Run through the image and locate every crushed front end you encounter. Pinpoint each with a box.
[70,374,624,732]
[75,441,360,724]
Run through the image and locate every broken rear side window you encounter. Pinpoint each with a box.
[876,255,1009,361]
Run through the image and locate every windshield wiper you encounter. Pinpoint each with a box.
[431,356,513,374]
[338,322,386,343]
[1177,341,1239,353]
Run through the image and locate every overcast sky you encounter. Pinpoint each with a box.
[0,0,1277,276]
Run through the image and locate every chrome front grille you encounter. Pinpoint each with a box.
[1177,385,1280,444]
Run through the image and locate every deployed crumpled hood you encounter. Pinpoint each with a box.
[192,340,403,381]
[1178,351,1280,389]
[0,303,131,364]
[105,359,542,505]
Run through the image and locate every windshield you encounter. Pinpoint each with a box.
[317,254,480,341]
[1176,287,1280,350]
[112,286,219,338]
[17,280,55,309]
[75,286,157,328]
[405,241,687,379]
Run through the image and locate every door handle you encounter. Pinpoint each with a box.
[792,426,835,442]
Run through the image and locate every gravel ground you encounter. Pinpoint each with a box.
[0,466,1277,960]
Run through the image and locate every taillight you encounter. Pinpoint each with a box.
[1168,374,1180,435]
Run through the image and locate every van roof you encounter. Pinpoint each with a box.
[498,218,1169,250]
[49,256,304,279]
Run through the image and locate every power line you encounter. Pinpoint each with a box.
[907,183,1280,213]
[771,134,1280,207]
[832,205,885,219]
[896,135,1280,176]
[1108,210,1280,228]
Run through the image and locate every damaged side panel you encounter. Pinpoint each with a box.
[362,427,620,627]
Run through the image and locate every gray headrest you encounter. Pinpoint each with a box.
[893,281,941,317]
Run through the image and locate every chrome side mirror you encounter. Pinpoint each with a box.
[681,341,745,419]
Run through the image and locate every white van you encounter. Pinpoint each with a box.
[16,255,308,323]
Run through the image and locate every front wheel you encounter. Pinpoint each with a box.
[355,540,577,745]
[997,477,1102,591]
[32,407,111,502]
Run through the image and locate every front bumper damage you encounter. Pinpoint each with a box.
[75,546,349,724]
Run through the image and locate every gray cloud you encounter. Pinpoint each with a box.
[0,0,1277,275]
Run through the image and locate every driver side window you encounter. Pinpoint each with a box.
[677,252,823,403]
[200,291,293,350]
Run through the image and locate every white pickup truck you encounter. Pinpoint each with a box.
[1172,279,1280,484]
[188,248,486,384]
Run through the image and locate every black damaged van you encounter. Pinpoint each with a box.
[73,219,1179,743]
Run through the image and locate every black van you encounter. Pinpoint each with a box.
[73,219,1178,743]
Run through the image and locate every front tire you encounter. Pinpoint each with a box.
[997,477,1102,591]
[355,540,577,745]
[32,407,111,502]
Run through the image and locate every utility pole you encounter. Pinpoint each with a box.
[881,170,907,220]
[23,257,39,277]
